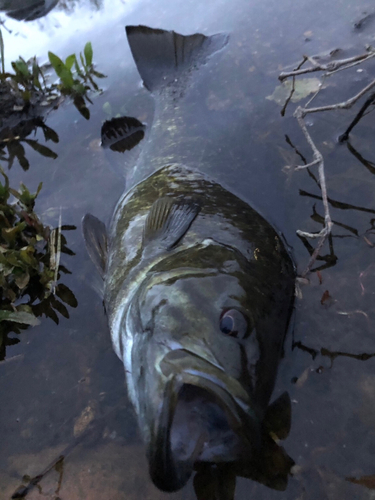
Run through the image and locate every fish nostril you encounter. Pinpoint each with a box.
[159,349,191,377]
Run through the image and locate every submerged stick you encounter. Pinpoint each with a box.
[293,106,333,277]
[279,50,375,81]
[279,47,375,276]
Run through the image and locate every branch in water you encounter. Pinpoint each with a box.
[279,47,375,278]
[279,50,375,81]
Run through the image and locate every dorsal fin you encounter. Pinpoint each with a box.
[263,392,291,440]
[125,25,228,93]
[143,197,201,250]
[101,116,145,153]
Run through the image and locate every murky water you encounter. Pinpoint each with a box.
[1,0,375,498]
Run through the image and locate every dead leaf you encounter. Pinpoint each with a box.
[296,367,311,388]
[347,475,375,489]
[321,290,334,307]
[73,402,97,437]
[266,78,321,106]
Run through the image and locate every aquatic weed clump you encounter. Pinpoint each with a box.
[0,167,77,360]
[0,26,106,120]
[48,41,106,119]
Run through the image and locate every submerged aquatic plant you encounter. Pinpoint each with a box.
[0,166,77,361]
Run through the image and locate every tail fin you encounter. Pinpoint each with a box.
[125,25,228,93]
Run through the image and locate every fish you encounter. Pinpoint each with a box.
[0,0,58,21]
[83,25,296,493]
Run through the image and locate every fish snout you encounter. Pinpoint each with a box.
[146,349,261,492]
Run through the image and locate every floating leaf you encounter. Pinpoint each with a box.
[0,310,40,326]
[2,222,27,244]
[84,42,93,67]
[102,101,112,116]
[79,52,86,70]
[92,70,106,78]
[19,246,38,268]
[72,82,85,95]
[24,139,58,159]
[58,265,72,275]
[40,124,59,143]
[74,58,84,78]
[347,475,375,489]
[73,95,90,120]
[7,141,29,171]
[65,54,76,71]
[50,296,69,319]
[55,283,78,307]
[48,51,74,88]
[44,303,59,324]
[12,58,29,78]
[32,57,42,90]
[266,78,321,106]
[15,271,30,289]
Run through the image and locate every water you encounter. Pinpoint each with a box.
[1,0,375,498]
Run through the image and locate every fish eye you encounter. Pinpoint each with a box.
[219,309,248,339]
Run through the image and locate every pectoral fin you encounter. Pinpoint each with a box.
[194,464,236,500]
[263,391,291,441]
[82,214,108,278]
[143,197,200,250]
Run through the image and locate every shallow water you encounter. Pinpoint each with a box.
[1,0,375,498]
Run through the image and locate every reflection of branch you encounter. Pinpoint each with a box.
[11,403,119,499]
[346,140,375,176]
[297,232,337,273]
[300,190,375,214]
[311,205,359,236]
[339,92,375,141]
[293,340,375,367]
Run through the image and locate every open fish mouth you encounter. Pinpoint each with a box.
[147,349,261,492]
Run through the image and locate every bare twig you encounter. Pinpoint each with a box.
[304,75,325,108]
[295,158,320,170]
[301,78,375,115]
[325,52,375,76]
[279,47,375,277]
[279,50,375,81]
[281,56,307,116]
[293,106,333,277]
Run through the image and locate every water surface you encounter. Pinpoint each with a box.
[1,0,375,498]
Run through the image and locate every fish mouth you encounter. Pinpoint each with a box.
[147,349,260,492]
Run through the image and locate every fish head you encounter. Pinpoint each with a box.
[125,243,278,491]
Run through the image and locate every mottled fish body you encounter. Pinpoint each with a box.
[84,25,295,493]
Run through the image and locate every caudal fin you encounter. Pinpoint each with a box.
[125,25,228,93]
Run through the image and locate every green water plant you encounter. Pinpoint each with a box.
[0,27,105,119]
[48,41,106,119]
[0,166,77,360]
